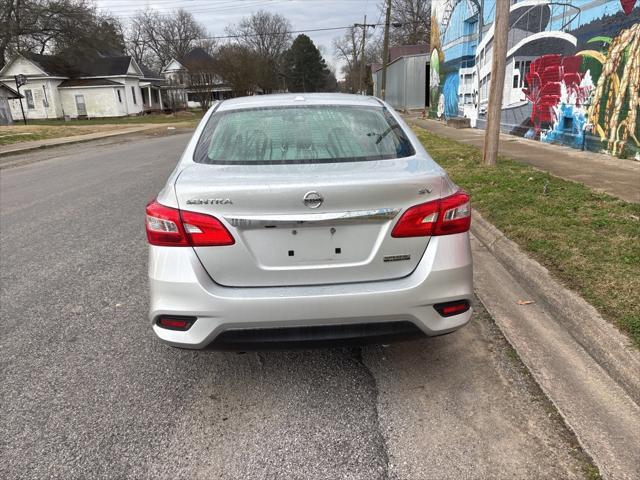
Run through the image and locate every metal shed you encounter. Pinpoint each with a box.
[373,53,429,111]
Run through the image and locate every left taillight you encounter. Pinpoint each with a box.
[146,200,234,247]
[146,200,188,246]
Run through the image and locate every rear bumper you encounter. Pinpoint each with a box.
[148,232,473,349]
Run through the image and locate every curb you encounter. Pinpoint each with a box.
[471,209,640,478]
[470,210,640,404]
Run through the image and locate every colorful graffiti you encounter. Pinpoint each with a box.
[442,72,460,118]
[581,23,640,155]
[523,54,590,135]
[522,53,594,148]
[430,0,640,158]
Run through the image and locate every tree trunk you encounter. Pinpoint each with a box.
[482,0,510,166]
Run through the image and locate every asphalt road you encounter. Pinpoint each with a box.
[1,133,592,479]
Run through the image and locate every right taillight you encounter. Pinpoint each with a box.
[146,200,234,247]
[391,191,470,237]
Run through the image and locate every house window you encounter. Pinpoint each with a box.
[117,90,122,103]
[25,89,35,109]
[131,86,137,105]
[513,61,520,89]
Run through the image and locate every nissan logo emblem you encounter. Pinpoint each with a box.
[302,191,323,209]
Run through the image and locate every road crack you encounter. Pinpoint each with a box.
[349,346,394,480]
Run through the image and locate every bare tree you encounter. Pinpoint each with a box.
[227,10,291,60]
[214,44,261,97]
[195,38,217,57]
[333,27,360,93]
[129,8,206,70]
[226,10,292,92]
[1,0,124,68]
[164,75,186,112]
[185,51,222,110]
[188,70,215,110]
[126,13,156,69]
[381,0,430,46]
[333,26,376,93]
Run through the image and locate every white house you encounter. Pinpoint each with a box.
[0,53,165,120]
[162,48,231,109]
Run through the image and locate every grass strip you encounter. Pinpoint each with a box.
[413,127,640,346]
[24,111,205,126]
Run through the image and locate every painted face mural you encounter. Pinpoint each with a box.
[430,0,640,158]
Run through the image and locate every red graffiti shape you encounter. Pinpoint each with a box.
[620,0,637,15]
[523,54,587,134]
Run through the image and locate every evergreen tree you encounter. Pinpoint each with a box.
[283,34,329,92]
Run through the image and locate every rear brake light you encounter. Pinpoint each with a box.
[434,300,470,317]
[157,315,196,330]
[146,200,234,247]
[391,191,470,237]
[146,200,188,246]
[181,210,234,246]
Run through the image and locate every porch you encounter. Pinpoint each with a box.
[140,82,164,112]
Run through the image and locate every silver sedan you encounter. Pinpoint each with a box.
[146,93,473,349]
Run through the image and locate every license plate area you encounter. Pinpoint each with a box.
[240,224,382,267]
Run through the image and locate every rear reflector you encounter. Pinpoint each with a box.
[391,190,471,237]
[434,300,471,317]
[146,200,234,247]
[156,316,197,331]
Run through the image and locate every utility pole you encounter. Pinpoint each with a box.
[14,74,27,125]
[482,0,509,166]
[355,16,376,95]
[381,0,392,100]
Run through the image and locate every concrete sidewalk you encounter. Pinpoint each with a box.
[472,211,640,479]
[0,124,164,158]
[406,116,640,203]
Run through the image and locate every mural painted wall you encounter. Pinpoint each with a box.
[430,0,640,159]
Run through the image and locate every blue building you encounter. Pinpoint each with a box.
[430,0,640,157]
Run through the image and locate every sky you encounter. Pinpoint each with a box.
[95,0,384,75]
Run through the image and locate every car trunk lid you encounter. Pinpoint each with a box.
[174,159,443,287]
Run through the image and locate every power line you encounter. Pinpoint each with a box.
[126,24,367,45]
[124,19,426,43]
[107,0,288,17]
[98,0,367,16]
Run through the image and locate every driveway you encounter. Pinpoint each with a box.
[0,134,593,479]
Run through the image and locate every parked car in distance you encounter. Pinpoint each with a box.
[146,93,473,349]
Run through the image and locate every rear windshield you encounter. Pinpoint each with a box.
[193,104,415,164]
